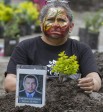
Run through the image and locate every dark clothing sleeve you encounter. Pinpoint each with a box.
[6,40,29,75]
[78,43,99,77]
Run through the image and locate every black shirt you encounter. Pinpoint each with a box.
[6,36,98,78]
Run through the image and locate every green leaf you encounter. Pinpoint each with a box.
[51,51,79,76]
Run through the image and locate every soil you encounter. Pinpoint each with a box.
[0,52,103,112]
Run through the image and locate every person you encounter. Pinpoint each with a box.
[19,75,42,98]
[4,0,101,93]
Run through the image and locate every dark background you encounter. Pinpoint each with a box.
[70,0,103,11]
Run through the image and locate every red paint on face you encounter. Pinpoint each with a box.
[43,7,71,38]
[45,24,69,38]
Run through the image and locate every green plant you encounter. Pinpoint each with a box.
[0,3,20,39]
[0,3,14,23]
[15,1,39,24]
[0,2,39,38]
[52,51,79,82]
[84,12,103,33]
[3,20,20,39]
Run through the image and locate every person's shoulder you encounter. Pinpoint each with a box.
[19,90,25,94]
[70,38,91,49]
[19,36,41,45]
[35,91,42,97]
[16,36,41,49]
[19,90,25,95]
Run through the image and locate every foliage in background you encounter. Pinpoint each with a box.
[15,1,39,24]
[84,11,103,33]
[52,51,79,76]
[0,1,39,38]
[3,20,20,39]
[0,3,14,23]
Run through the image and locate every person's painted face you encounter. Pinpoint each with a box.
[24,78,36,93]
[42,7,71,39]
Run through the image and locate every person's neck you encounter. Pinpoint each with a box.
[41,34,68,46]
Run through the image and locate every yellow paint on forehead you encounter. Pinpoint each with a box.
[46,7,67,18]
[43,7,69,31]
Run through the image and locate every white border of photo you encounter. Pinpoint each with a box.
[15,66,47,108]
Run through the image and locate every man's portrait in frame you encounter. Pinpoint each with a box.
[19,74,42,99]
[15,66,46,107]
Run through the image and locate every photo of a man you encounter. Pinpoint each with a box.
[19,75,42,99]
[16,66,46,107]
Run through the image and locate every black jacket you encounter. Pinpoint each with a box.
[19,90,42,98]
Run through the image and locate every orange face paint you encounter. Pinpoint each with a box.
[43,7,70,38]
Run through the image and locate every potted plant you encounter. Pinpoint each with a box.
[34,20,41,33]
[78,13,91,43]
[0,21,4,38]
[0,3,20,56]
[87,12,103,49]
[0,2,15,39]
[78,11,103,50]
[51,51,79,82]
[3,20,20,56]
[15,1,39,36]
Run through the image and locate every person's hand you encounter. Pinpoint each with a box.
[78,77,94,94]
[4,74,16,92]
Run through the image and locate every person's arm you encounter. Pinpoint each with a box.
[4,40,29,92]
[4,74,16,92]
[78,72,101,93]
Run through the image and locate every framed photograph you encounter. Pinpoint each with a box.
[15,65,47,107]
